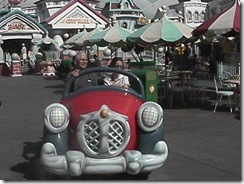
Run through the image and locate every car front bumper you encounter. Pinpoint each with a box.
[40,141,168,176]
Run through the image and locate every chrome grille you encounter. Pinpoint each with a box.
[84,120,126,154]
[77,105,131,158]
[108,120,125,152]
[84,121,100,153]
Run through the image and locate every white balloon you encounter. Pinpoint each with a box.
[63,33,69,39]
[69,50,77,57]
[103,48,111,56]
[11,53,20,60]
[158,47,164,53]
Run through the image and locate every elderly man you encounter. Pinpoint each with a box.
[65,52,102,90]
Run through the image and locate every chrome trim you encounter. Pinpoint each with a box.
[77,105,131,158]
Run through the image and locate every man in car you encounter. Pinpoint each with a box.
[65,52,101,90]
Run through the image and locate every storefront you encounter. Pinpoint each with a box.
[0,8,48,64]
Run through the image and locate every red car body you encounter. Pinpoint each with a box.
[61,90,144,150]
[40,67,168,177]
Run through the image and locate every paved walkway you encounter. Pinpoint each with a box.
[0,73,241,181]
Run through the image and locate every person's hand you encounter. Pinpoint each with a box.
[123,84,129,89]
[71,69,80,77]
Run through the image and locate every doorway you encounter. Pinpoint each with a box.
[2,39,31,55]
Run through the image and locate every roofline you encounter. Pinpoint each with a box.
[44,0,109,23]
[0,9,48,34]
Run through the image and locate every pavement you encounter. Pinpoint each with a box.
[0,70,241,181]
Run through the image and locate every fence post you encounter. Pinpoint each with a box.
[217,62,223,78]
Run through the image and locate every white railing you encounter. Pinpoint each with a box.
[217,62,240,77]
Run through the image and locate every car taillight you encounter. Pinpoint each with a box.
[137,102,163,132]
[44,103,70,133]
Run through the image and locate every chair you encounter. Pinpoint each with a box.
[218,70,232,80]
[213,77,234,113]
[218,71,236,88]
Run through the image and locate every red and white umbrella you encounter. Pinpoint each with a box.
[127,14,194,46]
[192,0,240,37]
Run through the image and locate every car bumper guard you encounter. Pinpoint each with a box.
[41,141,168,176]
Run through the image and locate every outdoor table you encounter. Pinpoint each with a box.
[169,87,187,107]
[172,70,192,77]
[158,75,179,99]
[223,79,240,89]
[172,70,193,86]
[158,75,188,107]
[223,79,240,85]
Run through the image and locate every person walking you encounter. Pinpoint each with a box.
[21,43,27,66]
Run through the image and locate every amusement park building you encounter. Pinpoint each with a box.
[0,0,235,64]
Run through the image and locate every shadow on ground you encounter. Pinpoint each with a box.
[44,83,64,95]
[9,140,45,180]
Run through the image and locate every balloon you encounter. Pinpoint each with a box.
[103,48,111,56]
[11,53,20,60]
[69,50,77,57]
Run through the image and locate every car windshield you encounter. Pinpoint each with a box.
[63,67,145,100]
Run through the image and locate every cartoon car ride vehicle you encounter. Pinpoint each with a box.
[40,67,168,177]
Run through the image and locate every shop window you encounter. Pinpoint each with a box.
[122,22,128,29]
[200,11,205,21]
[194,11,199,22]
[187,11,193,23]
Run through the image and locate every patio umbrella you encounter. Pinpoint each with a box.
[37,33,60,50]
[126,13,194,46]
[74,26,103,46]
[192,0,240,37]
[64,28,87,46]
[38,32,58,45]
[88,25,133,47]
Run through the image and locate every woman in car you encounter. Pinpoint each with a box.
[104,57,130,89]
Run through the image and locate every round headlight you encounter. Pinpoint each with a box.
[142,106,159,126]
[44,103,70,133]
[137,102,163,132]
